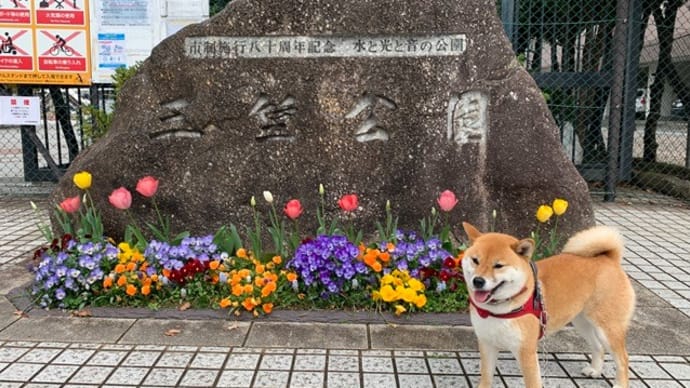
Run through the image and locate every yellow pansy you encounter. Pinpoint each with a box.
[552,198,569,216]
[73,171,92,190]
[394,304,407,316]
[400,287,417,303]
[414,294,427,308]
[380,285,397,302]
[536,205,553,223]
[408,278,424,292]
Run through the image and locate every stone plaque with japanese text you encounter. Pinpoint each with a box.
[53,0,595,241]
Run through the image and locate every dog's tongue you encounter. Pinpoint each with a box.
[474,290,491,303]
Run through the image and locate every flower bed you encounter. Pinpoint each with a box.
[29,172,568,316]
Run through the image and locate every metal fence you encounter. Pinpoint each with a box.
[0,84,114,194]
[1,0,689,204]
[501,0,690,204]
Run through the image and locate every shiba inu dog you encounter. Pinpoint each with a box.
[461,223,635,388]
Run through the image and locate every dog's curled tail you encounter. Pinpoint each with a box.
[561,225,624,262]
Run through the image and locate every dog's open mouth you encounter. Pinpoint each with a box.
[473,281,505,304]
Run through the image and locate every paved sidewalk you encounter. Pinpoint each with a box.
[0,196,689,387]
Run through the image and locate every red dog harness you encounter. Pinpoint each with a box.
[469,261,548,339]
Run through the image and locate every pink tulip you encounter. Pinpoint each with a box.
[284,199,304,220]
[437,190,458,212]
[136,176,159,198]
[338,194,359,212]
[59,196,81,213]
[109,187,132,210]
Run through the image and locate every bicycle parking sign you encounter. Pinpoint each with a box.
[0,0,90,85]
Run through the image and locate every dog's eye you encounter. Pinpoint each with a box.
[494,263,504,269]
[471,257,479,265]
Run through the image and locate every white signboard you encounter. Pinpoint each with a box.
[90,0,208,83]
[0,96,41,126]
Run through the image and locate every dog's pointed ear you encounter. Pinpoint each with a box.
[462,222,483,243]
[512,238,535,258]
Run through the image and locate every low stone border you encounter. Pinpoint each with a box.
[7,283,471,326]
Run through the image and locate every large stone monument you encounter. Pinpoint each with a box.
[52,0,595,241]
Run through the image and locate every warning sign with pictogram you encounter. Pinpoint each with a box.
[0,28,33,70]
[37,28,86,71]
[0,0,31,24]
[35,0,85,26]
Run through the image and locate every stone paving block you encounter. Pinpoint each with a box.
[121,351,161,367]
[289,371,324,387]
[327,355,359,372]
[0,347,28,363]
[361,356,394,373]
[398,374,434,388]
[224,353,260,370]
[118,319,249,346]
[326,372,361,388]
[369,324,476,351]
[190,352,227,369]
[253,370,289,387]
[17,348,60,363]
[362,373,396,387]
[259,354,293,370]
[0,362,42,381]
[293,354,326,371]
[395,357,429,374]
[0,317,134,343]
[86,350,127,366]
[155,351,194,368]
[142,367,185,386]
[433,374,470,388]
[31,365,78,383]
[178,369,220,387]
[246,322,368,349]
[216,370,254,388]
[68,366,114,384]
[430,357,464,375]
[105,366,149,385]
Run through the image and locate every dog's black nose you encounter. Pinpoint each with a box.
[473,277,486,289]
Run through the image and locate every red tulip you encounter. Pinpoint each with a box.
[338,194,359,212]
[59,196,81,213]
[284,199,304,220]
[109,187,132,210]
[136,176,159,197]
[436,190,458,212]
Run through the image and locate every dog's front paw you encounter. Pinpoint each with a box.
[581,366,602,378]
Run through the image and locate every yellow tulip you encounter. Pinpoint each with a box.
[552,198,569,216]
[536,205,553,223]
[73,171,92,190]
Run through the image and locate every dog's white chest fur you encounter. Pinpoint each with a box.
[470,309,523,351]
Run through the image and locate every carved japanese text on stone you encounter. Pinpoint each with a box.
[447,91,488,146]
[346,93,397,142]
[185,35,467,59]
[249,94,297,141]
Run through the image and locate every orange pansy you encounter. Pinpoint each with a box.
[114,264,125,274]
[141,285,151,296]
[209,260,220,270]
[125,284,137,296]
[219,298,231,308]
[116,276,128,287]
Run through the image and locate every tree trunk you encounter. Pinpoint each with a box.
[643,0,681,163]
[48,87,80,161]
